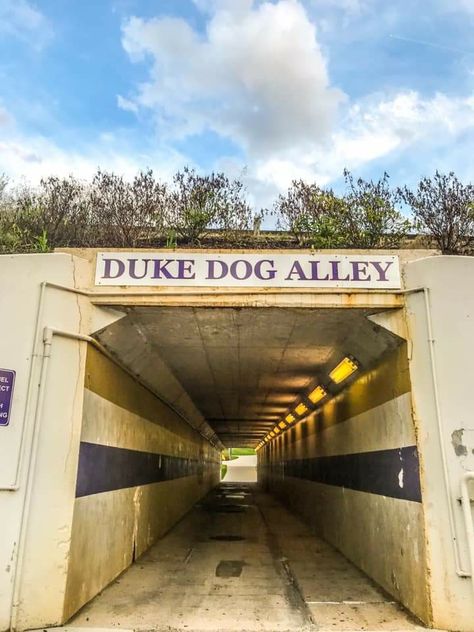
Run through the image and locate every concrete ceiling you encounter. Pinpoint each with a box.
[97,306,402,447]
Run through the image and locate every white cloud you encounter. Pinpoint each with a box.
[0,106,189,185]
[116,0,473,206]
[250,90,474,197]
[121,0,344,157]
[0,89,473,210]
[0,0,52,48]
[2,0,473,210]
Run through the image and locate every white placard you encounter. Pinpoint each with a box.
[95,252,401,289]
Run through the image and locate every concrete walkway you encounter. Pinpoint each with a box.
[222,454,257,482]
[69,485,426,632]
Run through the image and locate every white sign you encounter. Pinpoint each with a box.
[95,252,401,289]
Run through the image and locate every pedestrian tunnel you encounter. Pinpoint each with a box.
[1,250,474,632]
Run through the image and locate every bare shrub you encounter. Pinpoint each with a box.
[399,172,474,254]
[89,169,167,247]
[167,167,253,245]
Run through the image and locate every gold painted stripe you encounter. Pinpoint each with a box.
[85,344,197,442]
[262,343,411,449]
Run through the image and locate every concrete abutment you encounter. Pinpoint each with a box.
[0,249,473,631]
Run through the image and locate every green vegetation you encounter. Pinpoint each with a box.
[220,464,228,480]
[0,168,473,254]
[231,447,256,456]
[221,447,256,461]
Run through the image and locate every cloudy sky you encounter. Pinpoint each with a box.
[0,0,473,209]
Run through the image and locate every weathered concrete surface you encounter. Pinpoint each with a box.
[68,484,425,632]
[223,455,258,482]
[404,256,474,630]
[259,344,431,625]
[63,345,220,621]
[0,254,120,632]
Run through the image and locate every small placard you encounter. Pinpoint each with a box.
[0,369,15,427]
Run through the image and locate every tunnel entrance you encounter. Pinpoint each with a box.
[63,299,428,631]
[5,251,474,632]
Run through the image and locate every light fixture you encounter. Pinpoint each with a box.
[278,421,287,430]
[285,414,295,424]
[329,356,359,384]
[295,402,308,416]
[308,385,327,405]
[274,426,280,434]
[269,431,275,438]
[264,437,269,442]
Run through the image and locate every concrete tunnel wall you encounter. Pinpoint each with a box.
[258,343,431,623]
[63,344,221,620]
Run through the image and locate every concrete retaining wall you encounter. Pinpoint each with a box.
[404,256,474,630]
[258,344,431,623]
[63,345,220,620]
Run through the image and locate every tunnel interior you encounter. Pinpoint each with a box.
[64,304,428,630]
[95,306,402,448]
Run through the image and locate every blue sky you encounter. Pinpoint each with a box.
[0,0,473,209]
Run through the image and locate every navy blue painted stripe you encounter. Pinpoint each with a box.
[75,441,201,497]
[268,446,422,502]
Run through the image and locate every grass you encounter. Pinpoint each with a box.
[231,447,256,456]
[221,447,256,461]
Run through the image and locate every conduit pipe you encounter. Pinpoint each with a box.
[9,322,55,630]
[43,327,222,449]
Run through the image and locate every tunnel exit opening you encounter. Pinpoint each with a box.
[221,447,257,483]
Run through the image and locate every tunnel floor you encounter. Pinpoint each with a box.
[69,485,424,632]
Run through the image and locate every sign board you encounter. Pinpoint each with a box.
[0,369,15,427]
[95,253,401,289]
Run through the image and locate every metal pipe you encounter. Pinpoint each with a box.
[9,325,53,630]
[43,327,221,449]
[460,472,474,592]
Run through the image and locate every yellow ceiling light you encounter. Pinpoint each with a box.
[329,356,359,384]
[274,426,280,434]
[278,421,287,429]
[269,431,275,438]
[308,385,327,405]
[285,413,296,424]
[295,402,308,416]
[264,437,269,442]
